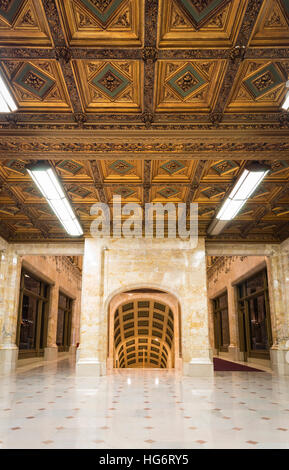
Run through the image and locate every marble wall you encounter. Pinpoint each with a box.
[207,255,267,362]
[77,237,213,377]
[22,255,82,358]
[207,252,289,375]
[0,248,82,373]
[0,247,22,374]
[1,235,288,376]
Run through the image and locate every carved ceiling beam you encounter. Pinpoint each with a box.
[276,221,289,238]
[41,0,66,46]
[0,115,285,131]
[41,0,82,114]
[213,0,264,116]
[270,183,289,209]
[0,49,56,60]
[186,160,206,205]
[0,152,288,161]
[245,48,289,60]
[240,205,270,239]
[142,0,159,127]
[0,47,288,61]
[0,220,13,241]
[50,180,289,187]
[0,112,284,125]
[143,160,152,204]
[58,59,83,114]
[0,175,49,238]
[71,49,143,60]
[89,160,108,204]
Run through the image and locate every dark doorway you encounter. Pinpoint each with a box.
[17,270,50,358]
[56,293,73,352]
[237,268,272,360]
[212,291,230,353]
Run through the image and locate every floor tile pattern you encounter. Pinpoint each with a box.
[0,359,288,449]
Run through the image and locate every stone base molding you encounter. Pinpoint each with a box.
[76,359,106,377]
[183,358,214,377]
[270,347,289,376]
[69,345,77,355]
[44,346,58,362]
[0,346,18,375]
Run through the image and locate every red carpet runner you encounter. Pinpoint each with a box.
[213,357,262,372]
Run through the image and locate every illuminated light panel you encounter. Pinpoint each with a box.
[0,69,17,112]
[208,162,270,236]
[282,81,289,111]
[27,162,83,237]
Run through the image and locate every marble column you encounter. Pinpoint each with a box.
[69,295,80,355]
[207,299,216,357]
[227,283,239,361]
[0,247,22,374]
[44,283,59,361]
[181,240,213,377]
[76,240,106,376]
[267,246,289,376]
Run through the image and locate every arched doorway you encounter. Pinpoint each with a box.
[107,289,182,371]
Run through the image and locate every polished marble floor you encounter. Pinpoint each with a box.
[0,358,288,449]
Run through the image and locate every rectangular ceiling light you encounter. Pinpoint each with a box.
[27,162,83,237]
[283,93,289,111]
[0,69,17,112]
[208,162,270,236]
[282,81,289,111]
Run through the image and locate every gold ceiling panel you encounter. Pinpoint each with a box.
[250,0,289,47]
[64,182,99,202]
[72,59,143,112]
[227,59,288,112]
[155,60,227,112]
[100,159,142,182]
[106,184,142,202]
[204,160,241,179]
[0,0,52,46]
[195,184,228,202]
[57,0,143,47]
[151,184,187,203]
[54,160,92,180]
[0,60,72,112]
[11,182,44,202]
[151,160,194,182]
[158,0,247,48]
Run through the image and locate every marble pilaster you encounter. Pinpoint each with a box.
[227,283,239,361]
[267,246,289,376]
[0,248,21,374]
[44,283,59,361]
[69,297,80,355]
[76,241,105,375]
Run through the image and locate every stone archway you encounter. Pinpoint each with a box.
[77,238,213,377]
[107,289,182,372]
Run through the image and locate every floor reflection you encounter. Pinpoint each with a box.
[0,359,288,449]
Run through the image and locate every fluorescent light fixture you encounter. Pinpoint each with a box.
[0,69,17,112]
[282,80,289,111]
[208,162,270,236]
[27,162,83,237]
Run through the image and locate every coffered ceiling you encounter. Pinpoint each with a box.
[0,0,288,244]
[1,157,289,243]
